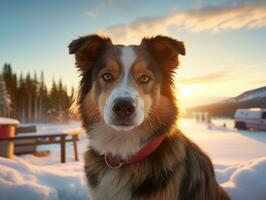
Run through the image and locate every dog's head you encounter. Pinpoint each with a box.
[69,34,185,156]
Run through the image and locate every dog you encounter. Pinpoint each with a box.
[69,34,230,200]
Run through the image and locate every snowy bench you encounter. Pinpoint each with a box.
[0,129,81,163]
[15,126,37,154]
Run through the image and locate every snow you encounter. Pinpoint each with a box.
[0,157,87,200]
[179,119,266,164]
[238,89,266,102]
[0,117,19,125]
[0,119,266,200]
[0,122,88,200]
[218,158,266,200]
[224,86,266,103]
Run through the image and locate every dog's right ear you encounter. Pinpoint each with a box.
[68,34,112,71]
[140,35,185,70]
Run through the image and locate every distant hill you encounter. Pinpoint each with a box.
[187,86,266,117]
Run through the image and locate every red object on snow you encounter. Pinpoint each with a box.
[0,126,16,138]
[0,118,19,159]
[0,117,19,138]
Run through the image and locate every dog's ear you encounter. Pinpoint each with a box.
[140,35,185,69]
[68,34,112,71]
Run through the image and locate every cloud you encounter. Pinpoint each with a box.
[178,71,231,85]
[85,6,103,18]
[84,0,133,18]
[98,3,266,44]
[251,80,266,84]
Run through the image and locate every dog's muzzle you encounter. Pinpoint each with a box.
[111,97,136,125]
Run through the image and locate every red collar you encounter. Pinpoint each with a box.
[104,135,165,169]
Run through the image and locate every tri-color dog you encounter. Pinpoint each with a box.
[69,34,230,200]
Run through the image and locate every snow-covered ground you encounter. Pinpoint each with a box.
[179,119,266,200]
[179,119,266,164]
[0,119,266,200]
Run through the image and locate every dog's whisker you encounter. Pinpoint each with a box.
[145,117,153,130]
[146,109,163,128]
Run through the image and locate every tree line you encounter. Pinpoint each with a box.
[0,63,75,123]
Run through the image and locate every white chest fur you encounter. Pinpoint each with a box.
[88,169,132,200]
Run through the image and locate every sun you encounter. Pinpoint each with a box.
[178,85,199,98]
[176,84,201,115]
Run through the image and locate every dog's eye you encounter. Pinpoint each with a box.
[102,73,113,82]
[139,74,151,84]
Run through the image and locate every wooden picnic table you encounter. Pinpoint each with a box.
[0,129,81,163]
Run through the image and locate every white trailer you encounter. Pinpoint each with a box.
[234,108,266,131]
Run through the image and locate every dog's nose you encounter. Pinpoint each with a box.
[112,98,136,118]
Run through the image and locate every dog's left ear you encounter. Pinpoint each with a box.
[68,34,112,71]
[140,35,185,69]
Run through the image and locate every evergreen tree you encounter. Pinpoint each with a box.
[1,63,73,122]
[33,72,39,122]
[17,74,26,121]
[0,75,11,117]
[39,71,46,122]
[2,63,16,117]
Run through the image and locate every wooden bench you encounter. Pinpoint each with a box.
[15,126,37,154]
[0,129,81,163]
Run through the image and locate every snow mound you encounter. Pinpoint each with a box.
[217,157,266,200]
[0,157,88,200]
[1,156,266,200]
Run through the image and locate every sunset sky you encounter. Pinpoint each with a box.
[0,0,266,108]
